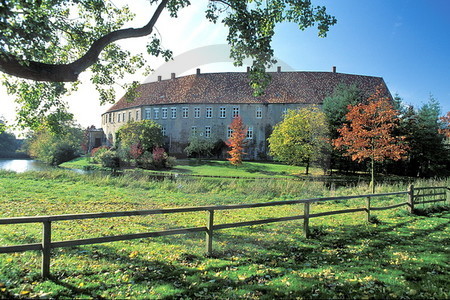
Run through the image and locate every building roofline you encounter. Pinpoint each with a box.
[103,70,389,114]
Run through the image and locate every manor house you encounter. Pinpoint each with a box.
[101,67,390,159]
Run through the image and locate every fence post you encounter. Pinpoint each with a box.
[366,196,371,222]
[206,210,214,256]
[42,220,51,278]
[446,187,449,205]
[303,202,310,238]
[408,184,415,214]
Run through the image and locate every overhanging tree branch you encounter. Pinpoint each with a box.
[0,0,169,82]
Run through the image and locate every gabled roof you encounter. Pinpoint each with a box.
[106,71,389,113]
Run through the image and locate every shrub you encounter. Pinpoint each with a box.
[52,143,79,165]
[97,150,120,169]
[152,147,167,169]
[90,146,110,163]
[165,156,177,168]
[26,126,83,165]
[136,148,177,170]
[139,151,154,169]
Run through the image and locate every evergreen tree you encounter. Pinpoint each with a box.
[413,97,448,176]
[322,83,365,174]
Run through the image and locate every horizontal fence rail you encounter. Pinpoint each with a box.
[0,185,448,278]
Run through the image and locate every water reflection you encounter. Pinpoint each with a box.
[0,159,55,173]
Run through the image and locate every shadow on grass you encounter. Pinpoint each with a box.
[38,210,449,299]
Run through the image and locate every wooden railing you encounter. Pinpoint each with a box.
[0,185,447,278]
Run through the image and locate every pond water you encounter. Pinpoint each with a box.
[0,159,57,173]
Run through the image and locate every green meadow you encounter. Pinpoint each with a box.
[0,168,448,299]
[61,157,330,178]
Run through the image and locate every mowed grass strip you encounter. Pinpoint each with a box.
[0,170,448,299]
[61,157,314,178]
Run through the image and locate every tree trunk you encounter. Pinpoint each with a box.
[370,157,375,194]
[305,159,310,175]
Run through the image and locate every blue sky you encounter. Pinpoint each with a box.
[272,0,450,112]
[1,0,449,132]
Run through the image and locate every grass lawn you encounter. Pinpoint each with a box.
[0,170,448,299]
[164,159,314,178]
[61,157,326,178]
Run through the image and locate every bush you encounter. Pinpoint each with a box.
[90,146,110,164]
[136,148,177,170]
[97,150,120,169]
[152,147,167,169]
[165,156,177,168]
[26,125,83,165]
[52,143,79,165]
[139,151,154,169]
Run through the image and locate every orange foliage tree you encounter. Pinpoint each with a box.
[439,111,450,138]
[226,116,248,166]
[333,86,408,193]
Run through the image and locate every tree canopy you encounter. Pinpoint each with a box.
[26,125,84,165]
[268,105,329,174]
[0,0,336,131]
[227,116,247,166]
[333,86,408,192]
[116,120,163,152]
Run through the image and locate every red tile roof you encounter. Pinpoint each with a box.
[106,71,389,112]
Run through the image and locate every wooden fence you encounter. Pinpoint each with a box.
[0,185,447,278]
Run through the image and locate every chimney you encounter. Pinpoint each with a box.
[332,66,337,73]
[247,66,250,73]
[157,75,162,82]
[171,72,176,79]
[277,66,281,73]
[196,68,201,75]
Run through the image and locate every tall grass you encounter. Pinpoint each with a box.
[0,170,448,299]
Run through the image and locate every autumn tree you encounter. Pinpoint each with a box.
[333,86,408,193]
[268,106,330,175]
[439,111,450,138]
[0,0,336,131]
[226,116,247,166]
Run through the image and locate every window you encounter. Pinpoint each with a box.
[205,126,211,138]
[194,107,200,118]
[162,107,168,119]
[153,108,159,119]
[136,110,139,121]
[282,108,288,116]
[162,126,166,136]
[256,107,262,119]
[182,107,189,118]
[108,113,112,123]
[232,106,240,118]
[247,126,253,139]
[206,107,212,118]
[191,126,198,136]
[118,113,121,123]
[122,112,125,122]
[227,126,233,138]
[171,107,177,119]
[145,108,151,120]
[220,107,226,118]
[129,112,132,122]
